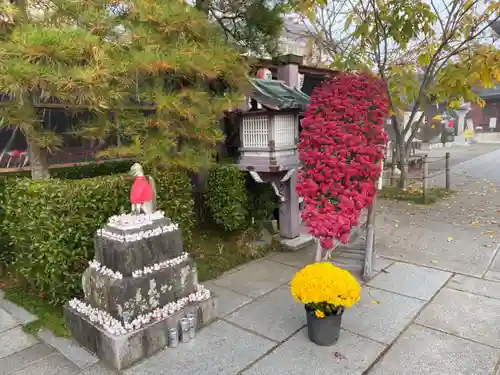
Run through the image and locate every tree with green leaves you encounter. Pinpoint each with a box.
[196,0,286,56]
[294,0,500,187]
[0,0,248,179]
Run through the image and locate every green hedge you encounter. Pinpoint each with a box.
[204,165,280,231]
[0,160,134,180]
[1,168,194,305]
[52,160,134,179]
[206,165,248,231]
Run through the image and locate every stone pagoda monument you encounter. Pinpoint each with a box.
[64,163,218,370]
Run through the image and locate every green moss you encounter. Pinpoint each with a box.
[3,285,69,337]
[190,227,276,282]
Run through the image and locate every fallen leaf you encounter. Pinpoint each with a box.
[371,300,380,304]
[333,352,347,360]
[447,236,453,242]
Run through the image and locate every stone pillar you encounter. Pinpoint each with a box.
[456,112,466,134]
[279,170,300,239]
[454,105,472,144]
[276,54,303,89]
[275,54,303,240]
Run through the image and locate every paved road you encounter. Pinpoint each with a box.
[405,143,500,183]
[415,143,500,168]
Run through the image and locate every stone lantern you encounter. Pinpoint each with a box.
[238,78,309,240]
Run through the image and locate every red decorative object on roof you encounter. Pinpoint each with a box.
[296,72,389,249]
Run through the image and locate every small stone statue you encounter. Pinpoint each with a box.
[130,163,156,215]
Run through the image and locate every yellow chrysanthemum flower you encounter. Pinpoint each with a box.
[315,310,325,318]
[290,262,361,309]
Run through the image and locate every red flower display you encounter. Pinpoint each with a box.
[296,73,389,249]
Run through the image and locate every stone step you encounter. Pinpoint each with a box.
[94,222,184,276]
[82,257,198,323]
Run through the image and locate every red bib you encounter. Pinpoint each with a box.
[130,176,153,204]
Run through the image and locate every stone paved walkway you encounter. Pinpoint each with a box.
[2,145,500,375]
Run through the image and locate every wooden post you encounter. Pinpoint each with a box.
[363,158,383,281]
[445,152,450,189]
[362,198,376,282]
[423,154,429,204]
[314,239,323,263]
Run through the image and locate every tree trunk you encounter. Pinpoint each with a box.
[397,140,408,189]
[195,0,210,14]
[27,138,50,180]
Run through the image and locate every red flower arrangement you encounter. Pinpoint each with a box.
[296,73,389,249]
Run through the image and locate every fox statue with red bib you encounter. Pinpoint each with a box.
[129,163,156,215]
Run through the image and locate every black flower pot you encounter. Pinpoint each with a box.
[306,309,342,346]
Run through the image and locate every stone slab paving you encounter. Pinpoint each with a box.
[377,221,497,277]
[1,300,37,325]
[0,299,101,375]
[0,308,19,333]
[484,270,500,283]
[37,329,100,370]
[201,281,252,317]
[447,274,500,300]
[243,328,386,375]
[78,363,117,375]
[0,327,39,360]
[212,259,298,298]
[417,285,500,348]
[369,324,500,375]
[224,285,304,342]
[11,353,80,375]
[342,286,426,344]
[124,320,276,375]
[0,343,55,374]
[367,262,452,300]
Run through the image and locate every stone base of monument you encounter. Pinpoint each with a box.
[280,234,315,252]
[64,295,218,371]
[64,211,219,371]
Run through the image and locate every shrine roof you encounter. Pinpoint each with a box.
[475,85,500,100]
[249,78,310,111]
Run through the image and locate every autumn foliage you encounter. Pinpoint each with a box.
[296,73,389,248]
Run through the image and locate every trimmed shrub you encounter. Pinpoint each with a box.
[155,169,196,244]
[206,165,248,231]
[0,160,134,269]
[1,168,194,305]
